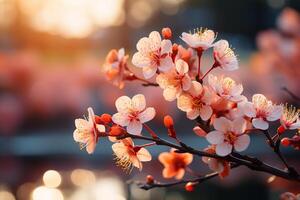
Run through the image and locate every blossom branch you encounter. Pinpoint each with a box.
[116,133,300,182]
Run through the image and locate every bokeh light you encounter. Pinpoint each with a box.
[0,190,16,200]
[42,170,62,188]
[32,186,64,200]
[70,169,96,187]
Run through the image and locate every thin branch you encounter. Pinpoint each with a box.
[130,165,240,190]
[117,133,300,182]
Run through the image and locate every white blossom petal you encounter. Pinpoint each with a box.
[177,94,192,111]
[163,87,179,101]
[175,59,189,75]
[252,118,269,130]
[234,134,250,152]
[139,107,156,123]
[206,130,224,144]
[137,148,152,161]
[199,105,213,121]
[266,105,283,121]
[161,39,172,54]
[132,52,151,68]
[187,109,200,120]
[132,94,146,111]
[127,120,143,135]
[181,75,192,91]
[115,96,132,113]
[158,56,173,72]
[112,113,130,126]
[213,117,231,132]
[242,102,256,118]
[216,142,233,156]
[232,117,247,133]
[189,81,203,97]
[143,66,157,79]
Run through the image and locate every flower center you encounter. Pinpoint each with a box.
[225,131,237,145]
[192,96,204,109]
[222,78,235,94]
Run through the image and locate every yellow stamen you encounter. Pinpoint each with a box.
[113,153,134,174]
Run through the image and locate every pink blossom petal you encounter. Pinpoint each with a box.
[230,84,243,97]
[242,102,256,118]
[232,117,247,133]
[159,56,173,72]
[213,40,229,55]
[132,52,151,68]
[132,94,146,111]
[143,66,157,79]
[163,87,179,101]
[216,142,233,156]
[75,119,90,130]
[127,120,143,135]
[112,113,130,126]
[187,109,200,120]
[115,96,131,113]
[156,73,169,89]
[96,124,105,133]
[137,148,152,161]
[149,31,162,51]
[118,48,125,60]
[234,134,250,152]
[86,139,96,154]
[189,81,203,97]
[175,59,189,75]
[252,118,269,130]
[266,105,283,121]
[139,107,156,123]
[208,159,224,172]
[199,105,213,121]
[177,94,192,112]
[136,37,151,53]
[213,117,231,132]
[161,39,172,54]
[289,119,300,130]
[206,130,224,144]
[181,75,192,91]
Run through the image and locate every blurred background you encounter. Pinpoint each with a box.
[0,0,300,199]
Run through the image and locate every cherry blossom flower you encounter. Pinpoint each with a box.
[132,31,173,79]
[177,81,214,120]
[206,117,250,156]
[213,40,238,71]
[208,74,244,102]
[156,59,192,101]
[202,145,230,178]
[158,149,193,179]
[242,94,283,130]
[103,48,129,89]
[181,28,216,50]
[73,107,105,154]
[280,104,300,130]
[112,94,156,135]
[112,138,152,172]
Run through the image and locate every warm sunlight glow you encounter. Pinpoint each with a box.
[18,0,125,38]
[70,169,96,187]
[32,186,64,200]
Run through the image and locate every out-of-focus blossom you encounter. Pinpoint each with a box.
[277,8,300,36]
[242,94,282,130]
[206,117,250,156]
[208,74,244,102]
[181,29,216,50]
[132,31,173,79]
[177,81,214,120]
[280,192,300,200]
[280,105,300,130]
[213,40,238,71]
[156,59,192,101]
[73,107,105,154]
[112,138,152,172]
[202,145,230,178]
[103,48,129,89]
[112,94,155,135]
[158,149,193,179]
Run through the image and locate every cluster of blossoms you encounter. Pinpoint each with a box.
[73,27,300,191]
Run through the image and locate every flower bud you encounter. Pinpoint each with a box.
[95,116,103,124]
[110,125,124,136]
[164,115,174,129]
[193,126,207,137]
[185,182,196,192]
[281,137,290,147]
[162,27,172,39]
[146,175,154,184]
[277,125,286,135]
[101,113,112,124]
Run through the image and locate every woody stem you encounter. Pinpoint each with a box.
[200,62,218,81]
[117,133,300,183]
[196,49,203,81]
